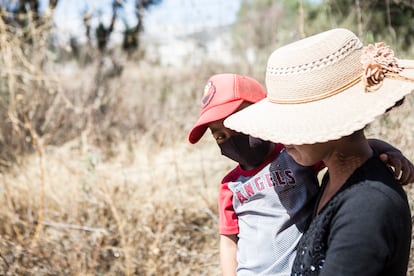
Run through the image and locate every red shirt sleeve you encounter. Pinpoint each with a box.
[312,161,326,172]
[218,181,239,235]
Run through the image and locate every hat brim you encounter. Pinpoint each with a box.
[188,99,244,144]
[224,68,414,145]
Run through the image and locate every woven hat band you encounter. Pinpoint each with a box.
[268,75,362,104]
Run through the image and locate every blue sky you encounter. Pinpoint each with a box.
[145,0,241,33]
[53,0,241,39]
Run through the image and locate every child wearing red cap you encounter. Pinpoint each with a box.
[188,73,414,275]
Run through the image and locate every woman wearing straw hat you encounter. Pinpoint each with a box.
[224,28,414,275]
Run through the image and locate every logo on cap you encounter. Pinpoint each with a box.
[201,81,216,107]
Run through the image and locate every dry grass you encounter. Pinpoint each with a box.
[0,136,234,275]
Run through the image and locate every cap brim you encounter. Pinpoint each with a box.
[224,69,414,145]
[188,99,244,144]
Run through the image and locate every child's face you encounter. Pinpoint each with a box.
[207,101,253,144]
[208,118,274,169]
[208,119,238,145]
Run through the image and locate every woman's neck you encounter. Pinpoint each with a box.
[317,132,373,212]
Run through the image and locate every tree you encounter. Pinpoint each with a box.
[85,0,163,54]
[0,0,58,26]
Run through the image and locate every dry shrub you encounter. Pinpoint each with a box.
[0,15,56,166]
[0,14,93,168]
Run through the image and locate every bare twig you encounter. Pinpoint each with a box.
[24,116,46,251]
[42,220,109,234]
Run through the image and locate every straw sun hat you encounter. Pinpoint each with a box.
[224,28,414,145]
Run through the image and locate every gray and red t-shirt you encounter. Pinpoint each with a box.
[218,144,321,275]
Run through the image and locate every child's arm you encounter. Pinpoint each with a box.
[368,138,414,185]
[220,234,238,276]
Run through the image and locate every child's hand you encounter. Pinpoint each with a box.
[380,152,414,185]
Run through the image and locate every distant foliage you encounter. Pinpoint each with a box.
[234,0,414,60]
[306,0,414,55]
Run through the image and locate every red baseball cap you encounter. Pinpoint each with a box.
[188,73,266,144]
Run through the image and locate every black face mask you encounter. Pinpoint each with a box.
[218,134,273,169]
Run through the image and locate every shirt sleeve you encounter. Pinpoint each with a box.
[320,182,411,276]
[218,181,239,235]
